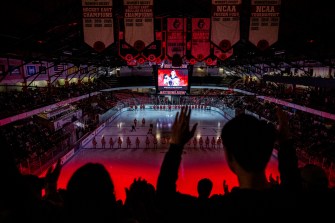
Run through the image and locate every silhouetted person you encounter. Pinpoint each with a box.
[145,136,150,149]
[197,178,213,199]
[156,107,301,222]
[300,164,328,192]
[109,137,114,149]
[193,137,197,149]
[131,125,136,132]
[92,137,97,149]
[298,163,335,217]
[135,137,140,149]
[126,137,131,149]
[216,137,222,149]
[205,136,209,149]
[64,163,122,223]
[214,111,301,219]
[156,106,198,223]
[117,137,122,149]
[101,136,106,149]
[153,137,158,149]
[211,137,216,149]
[199,136,203,149]
[124,178,159,223]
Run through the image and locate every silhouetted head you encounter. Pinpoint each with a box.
[221,114,276,174]
[300,164,328,192]
[125,178,156,208]
[197,178,213,199]
[22,174,44,199]
[65,162,117,219]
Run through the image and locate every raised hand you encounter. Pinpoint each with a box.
[44,159,62,198]
[223,179,229,194]
[170,106,198,146]
[268,173,278,185]
[276,107,291,142]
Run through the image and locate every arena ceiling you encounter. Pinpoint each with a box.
[0,0,334,72]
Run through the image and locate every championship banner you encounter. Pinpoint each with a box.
[124,0,154,51]
[167,18,187,58]
[213,45,233,61]
[191,18,211,61]
[211,0,241,51]
[82,0,114,52]
[249,0,281,50]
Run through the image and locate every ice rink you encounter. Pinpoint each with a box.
[57,108,279,201]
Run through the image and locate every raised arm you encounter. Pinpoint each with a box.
[156,106,197,203]
[276,107,301,191]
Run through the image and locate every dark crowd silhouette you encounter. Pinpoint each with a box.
[1,106,335,223]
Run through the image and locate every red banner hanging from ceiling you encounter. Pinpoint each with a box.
[213,45,233,61]
[123,0,154,51]
[248,0,281,50]
[191,18,211,61]
[166,18,187,58]
[211,0,241,52]
[82,0,114,52]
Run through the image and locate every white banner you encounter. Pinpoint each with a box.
[249,0,281,50]
[82,0,114,51]
[211,0,241,51]
[124,0,154,50]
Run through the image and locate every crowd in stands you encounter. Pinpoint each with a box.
[2,106,335,223]
[0,88,156,175]
[1,81,334,182]
[0,91,118,174]
[1,78,335,222]
[0,81,103,119]
[237,79,335,114]
[0,120,55,164]
[2,75,333,120]
[215,91,335,185]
